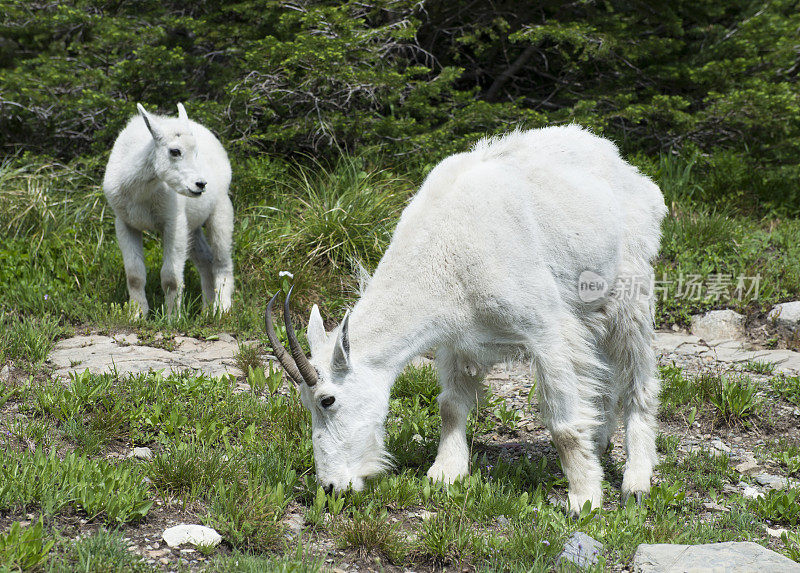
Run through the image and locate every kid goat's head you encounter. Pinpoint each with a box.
[137,103,207,198]
[265,288,391,493]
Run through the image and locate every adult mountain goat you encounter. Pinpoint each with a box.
[103,103,233,317]
[267,126,667,513]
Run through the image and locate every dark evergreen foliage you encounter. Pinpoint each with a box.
[1,0,798,212]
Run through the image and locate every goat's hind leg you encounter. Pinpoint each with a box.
[533,317,605,514]
[427,347,485,484]
[594,348,620,459]
[189,228,216,308]
[203,195,234,313]
[604,289,660,504]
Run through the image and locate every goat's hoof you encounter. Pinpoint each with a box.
[426,461,468,485]
[621,490,647,508]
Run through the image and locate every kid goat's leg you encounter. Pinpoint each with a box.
[115,216,148,316]
[203,195,234,313]
[189,228,216,308]
[161,215,189,317]
[428,347,484,484]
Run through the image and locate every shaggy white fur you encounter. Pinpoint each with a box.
[300,125,667,513]
[103,103,234,317]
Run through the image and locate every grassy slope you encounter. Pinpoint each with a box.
[1,153,800,569]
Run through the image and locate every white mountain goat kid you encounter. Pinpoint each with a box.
[266,126,667,513]
[103,103,234,316]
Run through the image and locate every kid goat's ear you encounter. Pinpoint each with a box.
[307,304,326,355]
[331,311,351,373]
[137,103,165,143]
[176,102,190,126]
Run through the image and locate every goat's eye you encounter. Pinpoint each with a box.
[320,396,335,409]
[169,148,181,157]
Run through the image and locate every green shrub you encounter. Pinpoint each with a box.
[753,488,800,526]
[0,449,152,524]
[0,518,54,571]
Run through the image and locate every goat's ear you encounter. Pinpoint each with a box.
[176,102,190,126]
[331,311,351,373]
[137,103,165,143]
[307,304,326,356]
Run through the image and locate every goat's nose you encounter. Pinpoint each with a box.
[195,180,206,190]
[323,484,333,495]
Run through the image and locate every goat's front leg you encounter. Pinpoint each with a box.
[115,216,148,317]
[161,214,189,317]
[427,348,484,484]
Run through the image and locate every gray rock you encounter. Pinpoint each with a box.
[702,501,729,513]
[734,459,759,474]
[558,532,602,569]
[768,301,800,331]
[48,334,242,380]
[632,541,800,572]
[710,439,731,454]
[162,524,221,548]
[690,310,745,342]
[753,472,790,490]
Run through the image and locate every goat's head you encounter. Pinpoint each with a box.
[265,289,391,493]
[137,103,207,198]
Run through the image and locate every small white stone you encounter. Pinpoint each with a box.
[742,486,764,499]
[765,525,788,538]
[162,524,222,548]
[128,447,153,460]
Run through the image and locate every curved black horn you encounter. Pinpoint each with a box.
[284,286,319,386]
[265,292,304,385]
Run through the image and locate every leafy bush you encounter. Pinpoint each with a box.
[257,156,408,272]
[3,1,800,214]
[0,449,152,524]
[0,518,54,571]
[773,375,800,406]
[753,488,800,526]
[708,375,761,423]
[337,503,407,564]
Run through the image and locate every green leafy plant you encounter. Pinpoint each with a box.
[209,476,290,552]
[62,527,154,573]
[781,530,800,563]
[744,360,776,375]
[708,375,761,423]
[0,449,152,524]
[777,449,800,477]
[773,375,800,406]
[753,488,800,526]
[236,343,262,377]
[645,482,686,514]
[0,518,54,571]
[337,503,407,564]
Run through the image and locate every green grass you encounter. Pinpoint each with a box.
[0,364,799,569]
[2,152,800,346]
[2,153,800,568]
[51,528,155,573]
